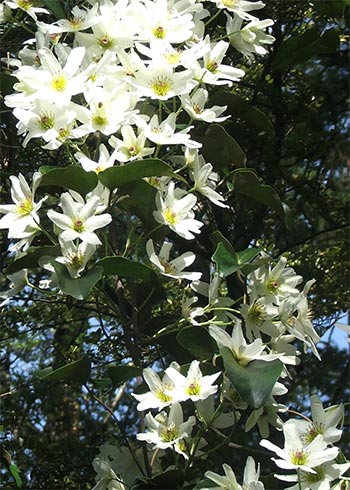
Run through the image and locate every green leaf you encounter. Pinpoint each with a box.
[232,169,285,218]
[212,243,262,278]
[7,246,60,274]
[210,93,274,136]
[97,256,158,283]
[132,469,184,489]
[37,357,91,383]
[0,73,15,96]
[41,0,66,19]
[108,365,142,386]
[209,231,235,255]
[221,347,283,409]
[9,463,22,489]
[176,327,216,360]
[98,158,184,190]
[51,262,102,300]
[39,165,98,196]
[196,124,246,171]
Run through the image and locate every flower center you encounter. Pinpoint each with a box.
[161,423,179,442]
[128,146,138,157]
[186,381,201,396]
[221,0,237,7]
[302,422,324,444]
[39,112,55,130]
[17,197,33,216]
[58,126,71,140]
[51,75,67,92]
[164,51,181,64]
[160,259,175,275]
[17,0,32,10]
[97,35,114,50]
[156,389,172,403]
[69,254,85,269]
[73,219,85,233]
[206,60,218,73]
[164,208,178,225]
[92,114,108,127]
[266,279,279,293]
[153,25,166,39]
[69,16,84,29]
[192,103,203,114]
[247,302,265,326]
[151,76,173,97]
[290,449,308,466]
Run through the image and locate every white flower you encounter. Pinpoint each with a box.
[0,270,28,308]
[204,457,265,490]
[146,239,201,280]
[0,172,45,239]
[286,395,344,446]
[260,422,339,474]
[209,0,265,20]
[189,151,228,207]
[180,88,229,123]
[55,236,97,279]
[136,403,196,456]
[131,61,197,100]
[132,363,179,411]
[275,461,350,490]
[4,0,49,21]
[47,192,112,245]
[139,112,201,149]
[240,297,279,341]
[153,182,203,240]
[226,14,275,59]
[109,126,154,163]
[37,4,100,34]
[75,144,117,174]
[200,36,245,86]
[209,323,282,366]
[165,360,220,402]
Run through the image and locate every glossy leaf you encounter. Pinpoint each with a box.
[39,165,98,196]
[196,124,247,171]
[108,365,142,386]
[212,242,262,278]
[232,169,285,218]
[98,256,158,283]
[41,0,66,18]
[221,347,283,409]
[37,357,91,383]
[210,92,274,136]
[51,262,102,300]
[98,158,183,190]
[176,327,216,360]
[7,246,60,274]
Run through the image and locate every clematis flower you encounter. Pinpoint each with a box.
[209,0,265,20]
[75,143,117,174]
[0,172,45,240]
[55,236,97,279]
[4,0,49,21]
[132,362,180,411]
[146,239,201,280]
[226,14,275,59]
[47,192,112,245]
[165,360,220,402]
[139,113,201,148]
[0,270,28,308]
[109,125,154,163]
[189,151,228,207]
[203,457,265,490]
[180,88,229,123]
[260,422,339,474]
[136,403,196,456]
[153,181,203,240]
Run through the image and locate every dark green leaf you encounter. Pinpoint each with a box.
[319,29,340,53]
[37,357,91,383]
[232,169,285,218]
[196,124,247,171]
[176,327,216,360]
[7,246,60,274]
[39,165,98,196]
[41,0,66,19]
[98,158,184,190]
[209,231,235,255]
[9,463,22,489]
[108,365,142,386]
[97,256,158,283]
[221,347,283,409]
[0,73,15,96]
[131,469,184,489]
[51,262,102,300]
[212,242,262,278]
[210,93,274,136]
